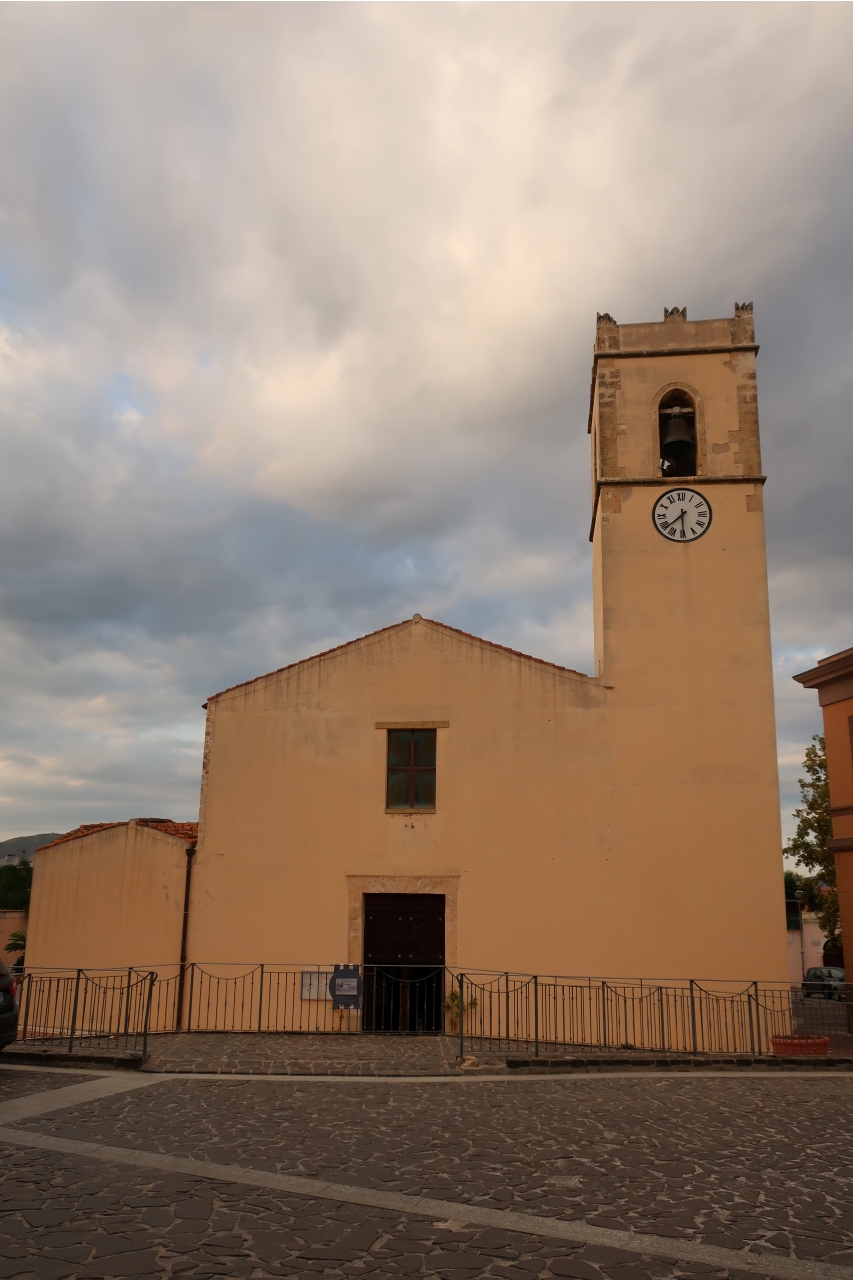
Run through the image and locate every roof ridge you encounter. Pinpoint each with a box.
[37,820,198,852]
[205,617,588,704]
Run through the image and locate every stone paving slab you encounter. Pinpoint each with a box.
[11,1073,853,1269]
[141,1033,505,1076]
[0,1140,775,1279]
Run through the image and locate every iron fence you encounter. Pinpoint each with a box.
[15,965,853,1059]
[456,973,853,1059]
[147,964,448,1034]
[15,968,155,1056]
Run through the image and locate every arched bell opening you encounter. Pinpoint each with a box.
[658,390,697,478]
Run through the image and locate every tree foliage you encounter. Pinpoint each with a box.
[0,858,32,911]
[3,929,26,956]
[784,735,838,942]
[783,870,823,914]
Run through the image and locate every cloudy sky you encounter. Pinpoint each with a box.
[0,3,851,843]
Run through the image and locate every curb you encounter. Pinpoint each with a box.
[506,1054,853,1072]
[2,1047,145,1071]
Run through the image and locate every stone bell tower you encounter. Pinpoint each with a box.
[588,304,788,979]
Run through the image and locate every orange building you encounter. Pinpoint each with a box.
[794,647,853,965]
[27,305,790,985]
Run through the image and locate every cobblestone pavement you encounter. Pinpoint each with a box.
[143,1035,505,1076]
[10,1072,853,1270]
[0,1140,770,1280]
[1,1066,852,1278]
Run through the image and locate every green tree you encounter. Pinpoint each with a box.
[0,858,32,911]
[784,870,823,914]
[785,735,838,943]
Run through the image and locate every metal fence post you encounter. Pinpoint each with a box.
[747,984,756,1056]
[753,981,763,1056]
[186,962,196,1033]
[142,972,155,1059]
[68,969,82,1053]
[19,973,31,1043]
[504,972,510,1050]
[534,974,539,1058]
[123,968,133,1041]
[601,981,607,1048]
[458,974,465,1061]
[689,980,698,1054]
[257,964,265,1033]
[657,986,666,1052]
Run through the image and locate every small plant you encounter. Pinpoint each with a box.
[4,926,25,962]
[444,986,478,1034]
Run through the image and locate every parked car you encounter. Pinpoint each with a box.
[0,959,19,1049]
[802,966,846,999]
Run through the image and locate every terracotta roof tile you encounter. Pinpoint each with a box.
[206,617,587,704]
[36,820,198,852]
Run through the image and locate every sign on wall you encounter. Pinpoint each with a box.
[328,963,363,1010]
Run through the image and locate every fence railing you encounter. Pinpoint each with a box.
[16,969,155,1056]
[16,965,853,1058]
[456,973,852,1058]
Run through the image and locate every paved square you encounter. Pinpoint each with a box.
[1,1058,851,1278]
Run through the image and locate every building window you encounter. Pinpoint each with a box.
[386,729,436,810]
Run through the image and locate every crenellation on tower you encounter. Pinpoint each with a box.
[732,301,755,345]
[594,311,620,353]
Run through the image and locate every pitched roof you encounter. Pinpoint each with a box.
[36,820,198,852]
[205,616,588,705]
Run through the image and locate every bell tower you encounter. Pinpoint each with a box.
[590,302,765,687]
[588,304,788,979]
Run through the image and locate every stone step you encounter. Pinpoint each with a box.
[506,1052,853,1071]
[3,1043,145,1070]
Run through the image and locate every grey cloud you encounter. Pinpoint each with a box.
[0,4,851,838]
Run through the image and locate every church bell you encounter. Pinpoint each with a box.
[661,409,694,456]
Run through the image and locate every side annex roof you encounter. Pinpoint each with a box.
[37,820,199,852]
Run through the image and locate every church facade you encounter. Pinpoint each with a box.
[28,305,789,982]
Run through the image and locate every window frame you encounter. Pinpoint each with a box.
[385,728,437,812]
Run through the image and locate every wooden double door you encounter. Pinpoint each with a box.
[362,893,445,1033]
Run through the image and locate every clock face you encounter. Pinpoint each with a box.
[652,488,712,542]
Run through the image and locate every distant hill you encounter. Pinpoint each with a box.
[0,833,61,864]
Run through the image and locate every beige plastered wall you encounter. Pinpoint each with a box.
[191,621,610,975]
[26,823,187,970]
[589,489,784,980]
[589,329,787,983]
[191,615,788,981]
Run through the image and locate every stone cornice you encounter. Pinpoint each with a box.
[794,649,853,690]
